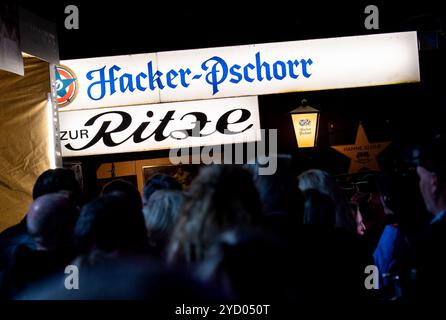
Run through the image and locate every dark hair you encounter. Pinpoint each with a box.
[298,169,356,232]
[168,165,262,264]
[417,134,446,187]
[142,173,182,205]
[376,172,430,237]
[74,193,148,254]
[196,228,292,300]
[246,154,303,217]
[303,189,336,227]
[33,168,82,204]
[101,179,142,208]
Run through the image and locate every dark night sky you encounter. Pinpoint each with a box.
[16,1,445,59]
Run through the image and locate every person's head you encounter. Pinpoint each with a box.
[33,168,82,205]
[142,173,182,206]
[26,192,79,250]
[302,189,336,227]
[416,135,446,216]
[245,154,303,216]
[298,169,356,232]
[143,190,184,253]
[101,179,142,208]
[196,227,292,300]
[74,192,148,255]
[375,172,429,236]
[168,165,262,264]
[350,191,372,236]
[375,173,399,217]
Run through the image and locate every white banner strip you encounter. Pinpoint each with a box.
[59,96,261,157]
[57,31,419,111]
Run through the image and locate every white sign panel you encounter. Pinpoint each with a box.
[158,31,419,102]
[56,53,159,110]
[59,96,260,157]
[56,32,419,111]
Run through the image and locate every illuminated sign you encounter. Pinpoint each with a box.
[59,96,261,157]
[57,32,420,111]
[291,112,319,148]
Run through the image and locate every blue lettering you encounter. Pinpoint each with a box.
[273,61,287,80]
[108,65,120,95]
[287,60,299,79]
[179,68,192,88]
[301,58,313,78]
[135,72,147,91]
[243,63,255,82]
[86,66,107,101]
[84,54,314,100]
[147,61,164,90]
[201,56,228,95]
[119,73,135,93]
[166,70,178,89]
[229,64,242,84]
[255,52,272,81]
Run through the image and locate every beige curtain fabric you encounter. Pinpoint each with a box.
[0,56,50,232]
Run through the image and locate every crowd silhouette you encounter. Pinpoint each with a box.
[1,135,445,312]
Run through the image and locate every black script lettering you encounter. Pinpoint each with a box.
[65,111,132,151]
[216,108,253,134]
[169,112,212,139]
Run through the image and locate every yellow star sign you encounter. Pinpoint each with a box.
[331,124,391,174]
